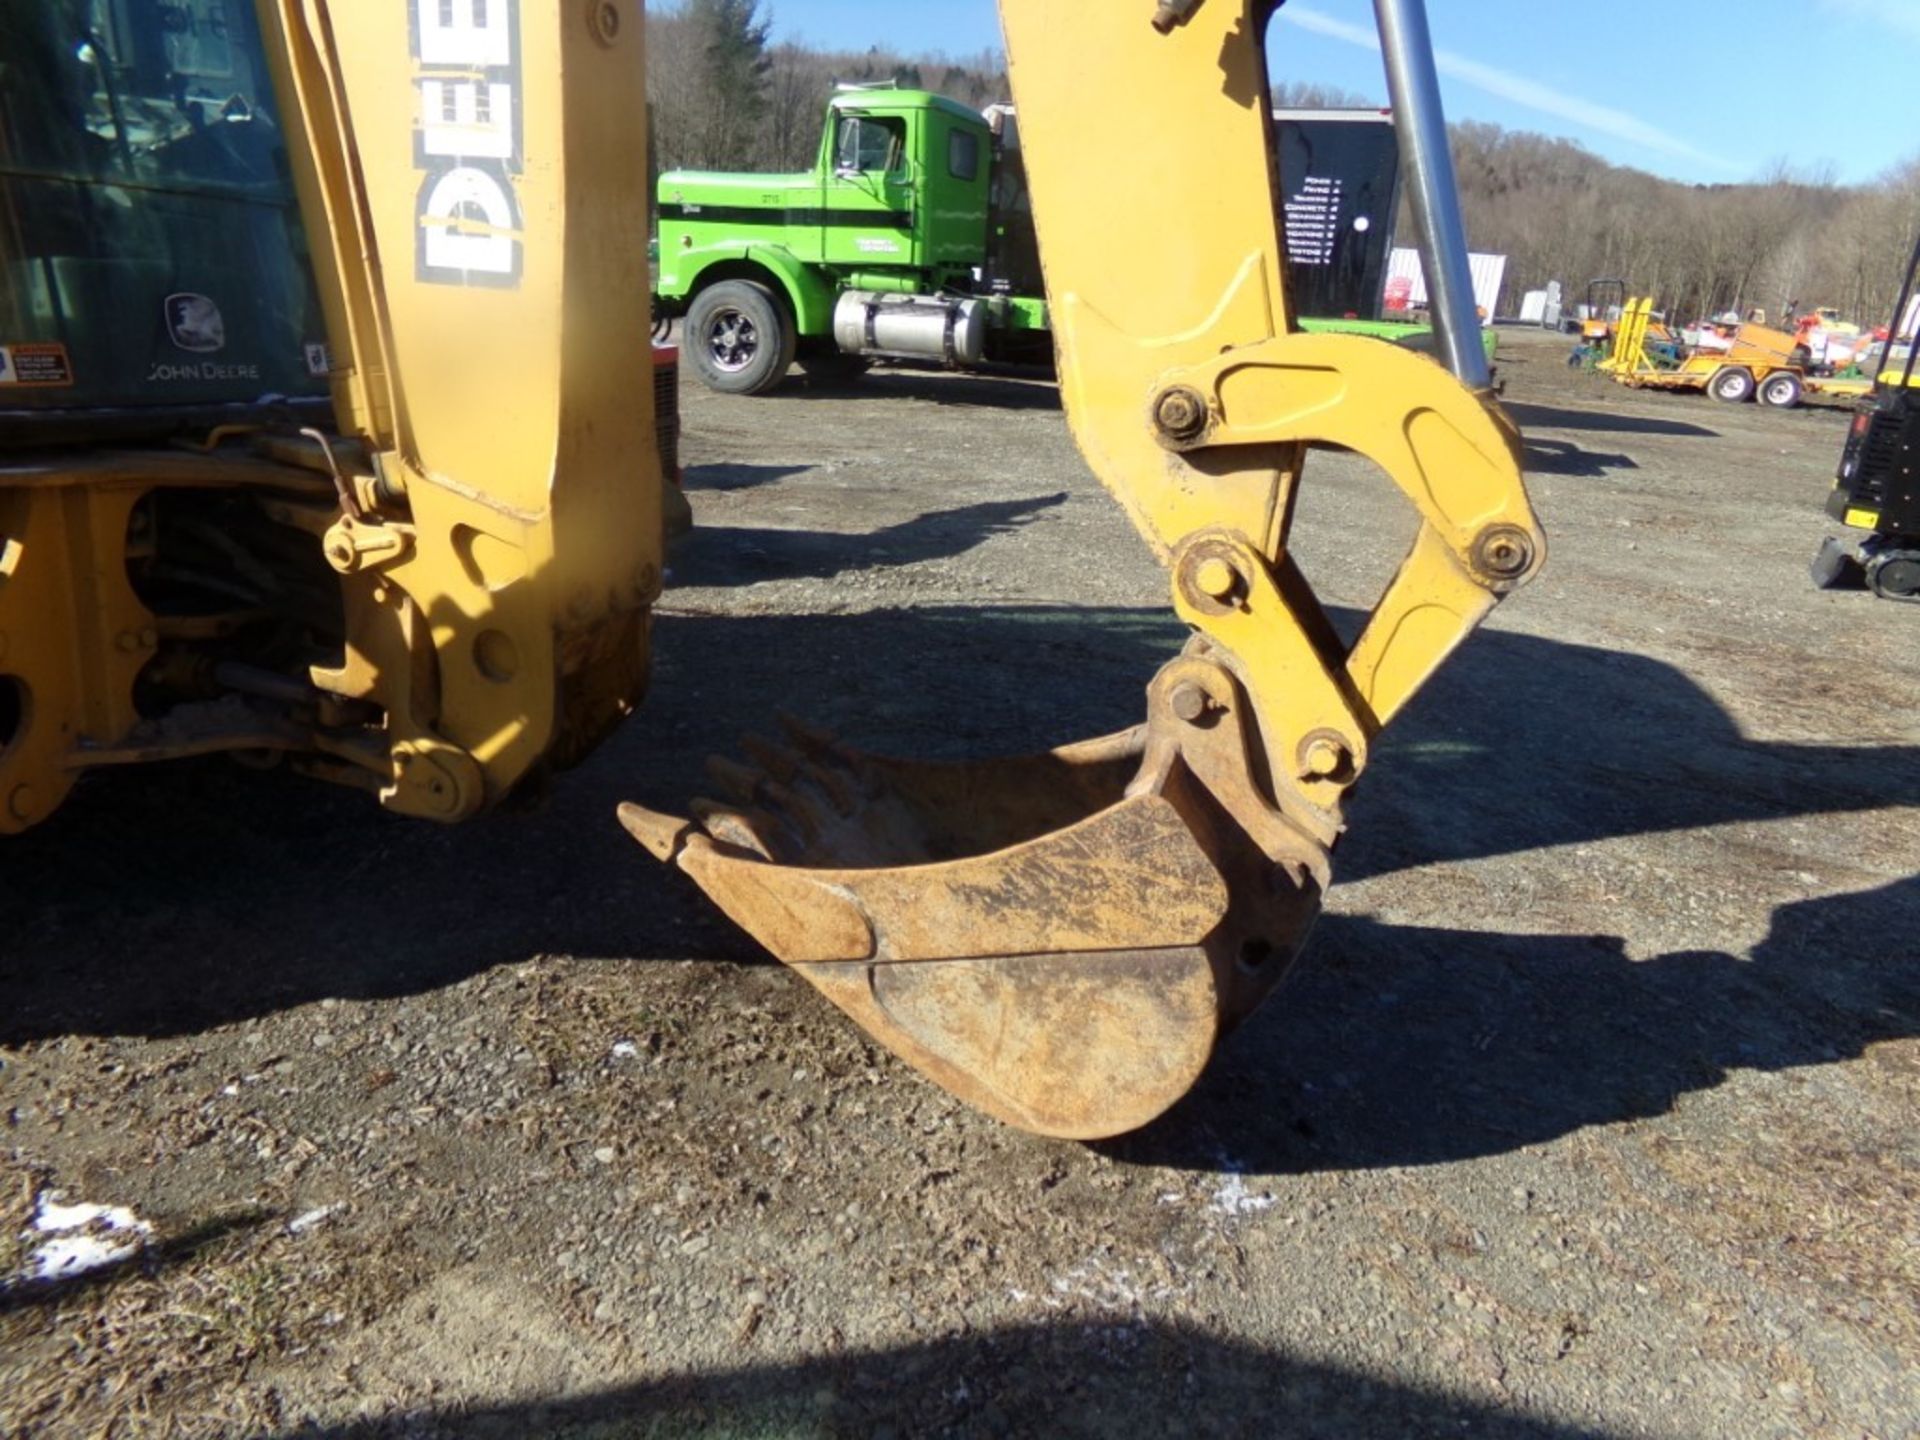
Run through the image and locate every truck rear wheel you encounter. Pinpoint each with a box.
[688,280,796,396]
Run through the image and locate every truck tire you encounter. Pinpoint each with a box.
[1758,371,1803,409]
[1708,365,1756,403]
[687,280,796,396]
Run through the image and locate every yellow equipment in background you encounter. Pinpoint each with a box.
[1600,297,1812,408]
[4,0,1540,1138]
[1580,278,1627,344]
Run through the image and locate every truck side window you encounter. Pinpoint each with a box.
[948,128,980,182]
[834,115,906,175]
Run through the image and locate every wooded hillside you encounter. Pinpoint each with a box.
[647,1,1920,327]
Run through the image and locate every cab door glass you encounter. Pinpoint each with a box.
[0,0,329,412]
[833,116,906,177]
[823,113,912,266]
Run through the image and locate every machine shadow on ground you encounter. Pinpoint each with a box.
[665,494,1068,586]
[4,605,1913,1177]
[1521,436,1639,477]
[787,366,1063,410]
[1111,873,1918,1175]
[681,462,809,493]
[250,1318,1620,1440]
[1504,400,1721,439]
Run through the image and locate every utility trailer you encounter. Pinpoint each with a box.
[653,90,1482,394]
[1600,297,1814,408]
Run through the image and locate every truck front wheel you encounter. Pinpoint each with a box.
[687,280,796,396]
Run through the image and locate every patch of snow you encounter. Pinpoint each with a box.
[1211,1171,1276,1217]
[1044,1253,1173,1312]
[610,1039,640,1060]
[20,1192,153,1282]
[1209,1148,1277,1218]
[287,1203,345,1236]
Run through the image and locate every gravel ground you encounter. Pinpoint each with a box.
[2,327,1916,1439]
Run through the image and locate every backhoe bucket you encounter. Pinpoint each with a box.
[621,657,1330,1139]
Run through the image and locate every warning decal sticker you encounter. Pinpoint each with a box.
[0,343,75,387]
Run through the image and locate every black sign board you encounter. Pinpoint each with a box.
[1273,109,1401,321]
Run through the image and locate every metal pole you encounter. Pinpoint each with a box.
[1371,0,1490,388]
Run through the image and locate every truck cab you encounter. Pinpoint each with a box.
[654,90,1483,396]
[655,88,1005,392]
[816,90,991,275]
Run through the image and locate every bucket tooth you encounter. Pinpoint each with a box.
[686,797,781,859]
[616,801,695,863]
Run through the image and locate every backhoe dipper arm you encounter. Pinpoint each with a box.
[1000,0,1543,843]
[622,0,1542,1140]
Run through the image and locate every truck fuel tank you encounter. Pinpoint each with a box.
[832,291,988,366]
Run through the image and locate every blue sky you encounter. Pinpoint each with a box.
[761,0,1920,185]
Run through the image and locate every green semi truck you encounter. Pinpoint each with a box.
[653,86,1469,395]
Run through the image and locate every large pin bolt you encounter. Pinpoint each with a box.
[1193,555,1243,604]
[1169,682,1210,723]
[1301,736,1349,780]
[1472,524,1537,584]
[1152,386,1209,444]
[322,517,410,575]
[1297,744,1344,779]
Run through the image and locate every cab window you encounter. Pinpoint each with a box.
[948,128,980,182]
[833,115,906,175]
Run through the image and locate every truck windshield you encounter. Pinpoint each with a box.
[0,0,328,423]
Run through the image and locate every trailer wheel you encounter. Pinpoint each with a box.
[1758,371,1803,409]
[687,280,796,396]
[1708,365,1756,403]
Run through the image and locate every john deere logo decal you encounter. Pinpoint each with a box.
[165,294,226,353]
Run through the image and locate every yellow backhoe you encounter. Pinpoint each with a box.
[1,0,1541,1139]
